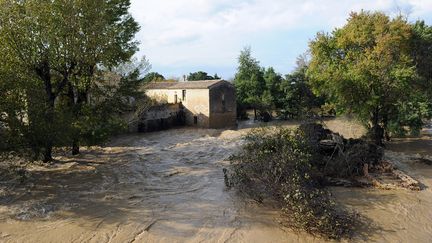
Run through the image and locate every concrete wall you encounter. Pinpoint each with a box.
[209,84,237,128]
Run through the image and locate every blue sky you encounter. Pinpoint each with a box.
[129,0,432,80]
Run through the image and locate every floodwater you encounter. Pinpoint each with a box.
[0,119,431,242]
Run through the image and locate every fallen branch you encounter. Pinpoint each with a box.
[363,163,421,191]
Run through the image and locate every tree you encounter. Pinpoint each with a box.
[279,69,322,118]
[411,21,432,98]
[263,67,283,109]
[187,71,217,81]
[0,0,140,161]
[308,11,430,145]
[143,72,165,83]
[234,47,266,119]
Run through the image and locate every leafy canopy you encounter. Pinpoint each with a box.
[308,11,431,142]
[0,0,141,159]
[187,71,220,81]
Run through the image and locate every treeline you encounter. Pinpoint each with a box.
[0,0,145,161]
[233,48,325,121]
[142,71,221,82]
[234,11,432,145]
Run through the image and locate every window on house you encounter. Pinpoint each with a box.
[174,93,178,104]
[182,90,186,101]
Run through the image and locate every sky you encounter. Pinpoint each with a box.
[129,0,432,80]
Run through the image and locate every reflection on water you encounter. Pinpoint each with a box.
[0,118,431,242]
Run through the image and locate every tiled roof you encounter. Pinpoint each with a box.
[145,82,177,89]
[145,80,233,90]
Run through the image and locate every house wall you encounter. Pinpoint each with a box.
[145,89,175,103]
[136,103,185,132]
[209,84,237,128]
[181,89,210,127]
[146,89,211,127]
[145,84,237,129]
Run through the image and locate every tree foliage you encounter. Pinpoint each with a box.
[187,71,219,81]
[411,20,432,99]
[226,127,358,239]
[143,72,165,83]
[233,47,323,120]
[0,0,140,160]
[279,69,323,119]
[233,47,266,118]
[308,11,431,144]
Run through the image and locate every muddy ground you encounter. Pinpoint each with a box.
[0,119,432,242]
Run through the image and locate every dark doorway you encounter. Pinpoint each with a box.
[194,116,198,125]
[182,90,186,101]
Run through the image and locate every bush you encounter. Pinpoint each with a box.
[226,127,358,239]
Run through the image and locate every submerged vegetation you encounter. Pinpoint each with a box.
[225,123,385,239]
[225,126,355,239]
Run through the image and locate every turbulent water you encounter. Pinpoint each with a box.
[0,119,432,242]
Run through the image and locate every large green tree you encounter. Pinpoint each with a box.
[0,0,140,161]
[308,11,430,145]
[234,47,266,119]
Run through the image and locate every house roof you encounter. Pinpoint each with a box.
[145,82,176,89]
[145,80,233,90]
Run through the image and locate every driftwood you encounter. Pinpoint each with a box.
[326,162,421,191]
[300,122,421,191]
[363,163,421,191]
[392,169,421,191]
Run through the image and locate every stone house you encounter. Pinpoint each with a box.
[144,80,237,128]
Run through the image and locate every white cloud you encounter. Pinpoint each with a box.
[129,0,432,78]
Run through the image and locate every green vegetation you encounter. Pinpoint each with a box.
[0,0,143,161]
[233,47,323,120]
[411,20,432,97]
[143,72,165,82]
[187,71,220,81]
[233,47,266,120]
[225,125,364,239]
[308,11,432,145]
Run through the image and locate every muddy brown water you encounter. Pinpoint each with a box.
[0,119,432,242]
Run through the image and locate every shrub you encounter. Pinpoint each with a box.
[226,127,358,239]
